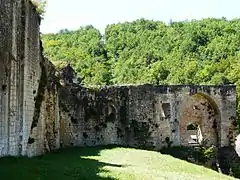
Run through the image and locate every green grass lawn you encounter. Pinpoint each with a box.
[0,146,236,180]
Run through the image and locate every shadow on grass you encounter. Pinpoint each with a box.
[159,146,218,170]
[159,146,240,179]
[0,145,121,180]
[159,146,201,162]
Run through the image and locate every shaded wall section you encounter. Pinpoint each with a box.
[59,84,237,150]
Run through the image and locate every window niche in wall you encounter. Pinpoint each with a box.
[160,103,171,118]
[186,123,203,146]
[105,104,116,122]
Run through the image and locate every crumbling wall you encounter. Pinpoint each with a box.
[59,84,237,150]
[0,0,59,157]
[179,94,219,146]
[27,58,60,156]
[58,86,127,147]
[0,0,237,158]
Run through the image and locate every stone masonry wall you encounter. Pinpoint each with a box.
[0,0,238,158]
[0,0,59,157]
[59,84,237,150]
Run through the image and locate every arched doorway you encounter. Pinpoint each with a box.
[179,93,220,147]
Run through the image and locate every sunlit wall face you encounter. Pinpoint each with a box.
[235,134,240,157]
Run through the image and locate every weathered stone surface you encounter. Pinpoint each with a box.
[58,84,237,150]
[0,0,238,158]
[0,0,59,157]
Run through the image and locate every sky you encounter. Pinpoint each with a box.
[40,0,240,34]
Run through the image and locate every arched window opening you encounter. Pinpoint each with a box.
[187,123,203,146]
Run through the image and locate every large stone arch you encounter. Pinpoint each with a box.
[179,92,221,147]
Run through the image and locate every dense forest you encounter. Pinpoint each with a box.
[41,18,240,121]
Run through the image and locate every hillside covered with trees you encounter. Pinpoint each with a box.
[41,18,240,121]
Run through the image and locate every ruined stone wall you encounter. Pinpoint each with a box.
[60,85,236,150]
[0,0,59,157]
[59,86,127,147]
[0,0,237,158]
[0,0,25,157]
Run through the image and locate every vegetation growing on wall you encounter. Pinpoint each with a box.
[31,0,47,16]
[41,18,240,125]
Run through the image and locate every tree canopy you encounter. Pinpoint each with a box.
[31,0,47,16]
[41,18,240,123]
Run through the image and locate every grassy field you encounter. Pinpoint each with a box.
[0,146,235,180]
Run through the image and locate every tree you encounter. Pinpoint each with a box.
[31,0,47,17]
[41,18,240,119]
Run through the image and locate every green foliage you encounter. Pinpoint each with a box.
[160,145,215,165]
[42,18,240,125]
[197,138,216,164]
[31,0,47,17]
[199,145,216,163]
[231,160,240,178]
[42,26,110,85]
